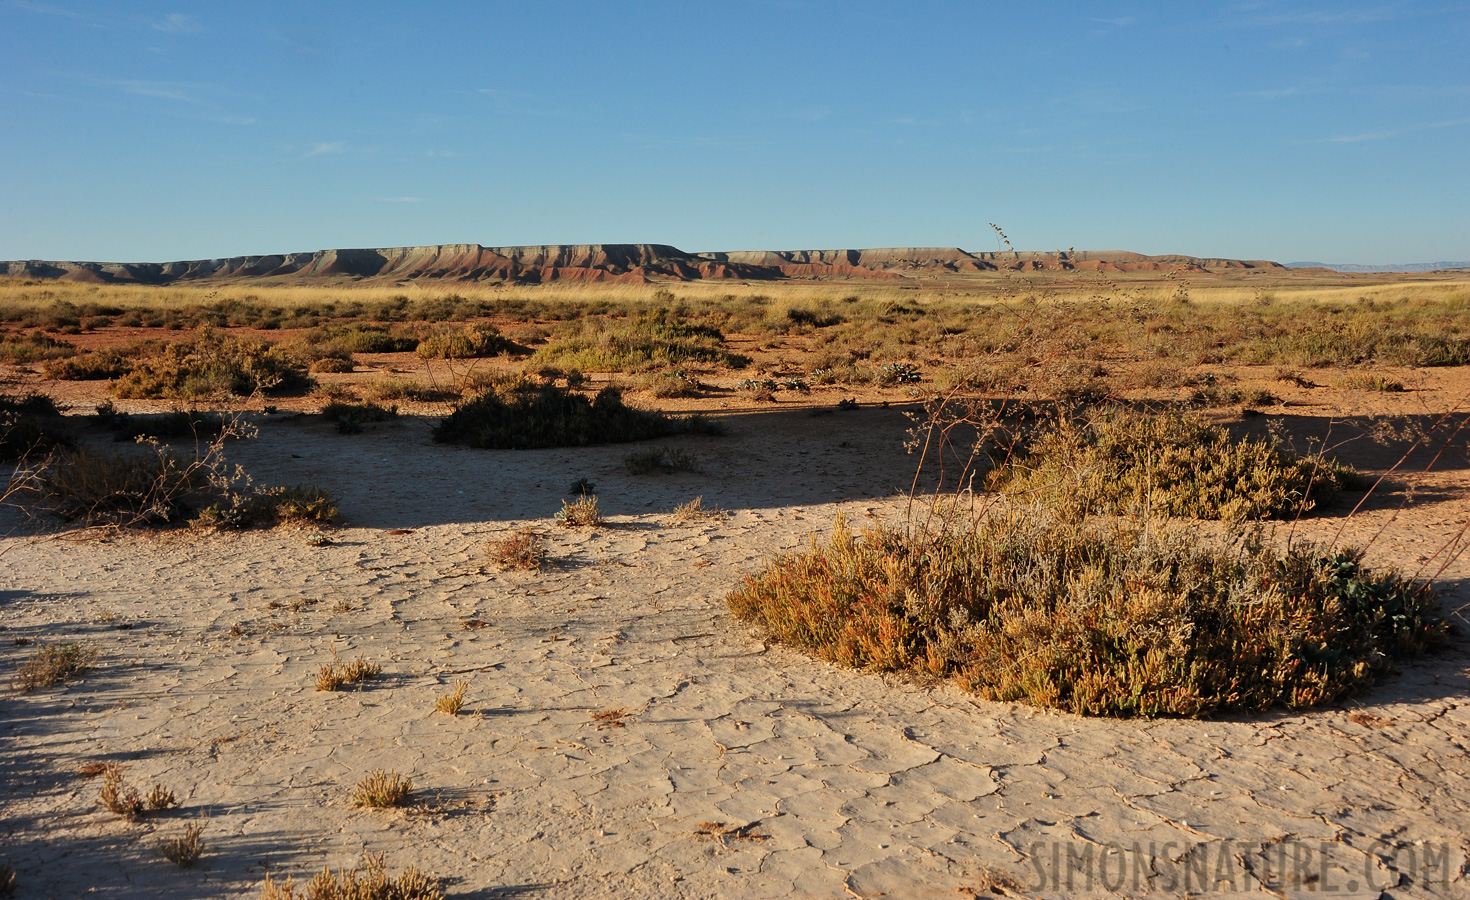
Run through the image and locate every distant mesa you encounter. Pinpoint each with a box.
[1,243,1292,286]
[1286,261,1470,274]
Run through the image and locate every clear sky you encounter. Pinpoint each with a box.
[2,1,1467,265]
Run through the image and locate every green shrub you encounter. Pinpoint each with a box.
[198,485,338,529]
[0,332,76,364]
[416,323,519,359]
[987,408,1361,520]
[640,369,702,398]
[530,314,747,373]
[728,510,1444,717]
[31,444,208,524]
[322,401,398,424]
[42,350,131,380]
[0,393,69,461]
[625,446,699,474]
[113,330,311,399]
[101,409,230,442]
[434,382,718,450]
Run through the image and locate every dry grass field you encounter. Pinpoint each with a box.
[3,271,1470,897]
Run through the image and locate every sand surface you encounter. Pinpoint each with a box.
[3,404,1469,899]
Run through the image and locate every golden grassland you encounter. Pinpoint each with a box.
[1,271,1468,315]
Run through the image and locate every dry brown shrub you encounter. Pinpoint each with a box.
[158,822,205,868]
[98,764,143,820]
[351,770,412,808]
[258,853,442,900]
[13,642,95,692]
[486,529,545,570]
[433,680,468,715]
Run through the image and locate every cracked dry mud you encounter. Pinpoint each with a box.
[2,404,1468,899]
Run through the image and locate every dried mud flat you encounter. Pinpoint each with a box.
[3,398,1470,899]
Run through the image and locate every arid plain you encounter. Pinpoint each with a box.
[3,250,1470,898]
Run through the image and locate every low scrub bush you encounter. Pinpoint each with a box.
[13,641,96,692]
[42,350,131,380]
[30,444,209,525]
[99,407,230,442]
[113,330,311,399]
[988,408,1361,520]
[624,446,699,475]
[640,369,702,398]
[358,377,457,403]
[258,853,442,900]
[416,323,520,359]
[530,314,747,373]
[308,355,356,374]
[322,401,397,434]
[434,382,717,449]
[0,332,75,364]
[198,485,338,529]
[0,393,69,461]
[728,509,1444,717]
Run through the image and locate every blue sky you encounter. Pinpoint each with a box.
[2,1,1467,264]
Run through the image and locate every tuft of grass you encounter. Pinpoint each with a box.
[1339,373,1407,392]
[158,822,205,869]
[434,381,717,450]
[639,369,702,398]
[624,446,699,475]
[351,770,412,808]
[357,377,457,403]
[554,495,602,528]
[487,529,545,570]
[728,509,1445,717]
[99,764,145,820]
[988,408,1361,521]
[415,322,520,359]
[13,641,96,692]
[258,853,443,900]
[315,649,381,692]
[0,860,14,897]
[668,495,721,523]
[434,680,469,715]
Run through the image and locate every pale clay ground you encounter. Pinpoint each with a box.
[2,403,1469,900]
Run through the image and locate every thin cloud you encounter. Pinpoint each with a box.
[113,80,203,103]
[153,13,201,33]
[1326,130,1396,142]
[1089,16,1137,26]
[381,197,421,203]
[305,141,347,157]
[8,0,86,19]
